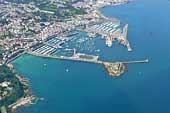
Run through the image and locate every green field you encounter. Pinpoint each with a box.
[39,5,58,12]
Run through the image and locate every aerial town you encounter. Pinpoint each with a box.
[0,0,149,113]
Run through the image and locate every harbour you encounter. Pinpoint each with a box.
[10,0,170,113]
[23,24,148,76]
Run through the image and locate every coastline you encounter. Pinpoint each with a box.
[8,1,130,113]
[5,0,170,113]
[96,1,129,24]
[98,1,129,8]
[6,64,38,113]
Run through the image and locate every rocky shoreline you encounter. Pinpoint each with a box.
[6,64,38,113]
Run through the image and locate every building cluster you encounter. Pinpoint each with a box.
[0,81,13,101]
[0,0,129,65]
[0,2,62,63]
[72,0,128,9]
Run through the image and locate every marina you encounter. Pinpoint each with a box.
[83,19,132,50]
[32,45,57,55]
[88,21,120,35]
[6,0,170,113]
[22,20,146,77]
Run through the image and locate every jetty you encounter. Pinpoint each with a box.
[122,24,132,51]
[121,59,149,64]
[27,51,148,77]
[83,21,133,51]
[27,51,148,65]
[8,96,37,112]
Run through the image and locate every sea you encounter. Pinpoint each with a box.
[12,0,170,113]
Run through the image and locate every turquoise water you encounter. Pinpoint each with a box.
[13,0,170,113]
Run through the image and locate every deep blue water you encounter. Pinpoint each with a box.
[12,0,170,113]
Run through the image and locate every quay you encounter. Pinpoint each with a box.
[83,21,133,51]
[122,24,132,51]
[27,51,148,65]
[121,59,149,64]
[8,96,37,112]
[6,49,26,64]
[27,51,102,64]
[26,51,148,77]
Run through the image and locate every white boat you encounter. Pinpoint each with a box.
[66,69,69,72]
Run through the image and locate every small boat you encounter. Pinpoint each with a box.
[95,49,100,52]
[66,69,69,72]
[139,72,142,75]
[39,98,44,101]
